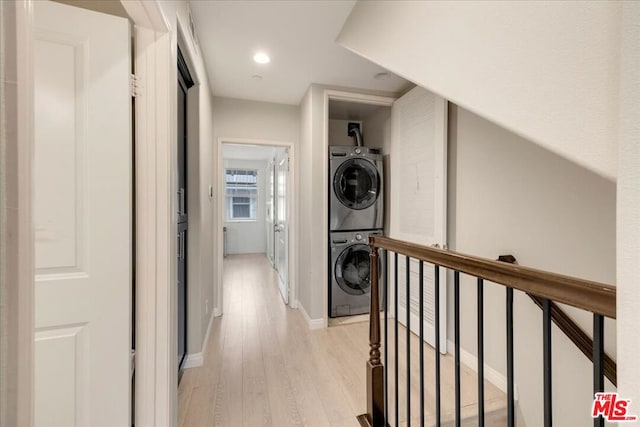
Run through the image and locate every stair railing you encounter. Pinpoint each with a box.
[357,235,616,427]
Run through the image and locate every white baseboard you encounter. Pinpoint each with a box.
[183,352,203,369]
[447,339,519,400]
[184,310,216,369]
[297,301,324,330]
[202,310,215,352]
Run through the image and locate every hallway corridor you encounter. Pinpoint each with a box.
[179,254,365,426]
[178,254,506,426]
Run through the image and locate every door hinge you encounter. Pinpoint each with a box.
[130,74,142,98]
[287,156,290,172]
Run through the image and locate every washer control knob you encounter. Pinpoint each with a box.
[355,147,362,154]
[355,233,363,241]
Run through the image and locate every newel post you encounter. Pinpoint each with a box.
[366,237,385,426]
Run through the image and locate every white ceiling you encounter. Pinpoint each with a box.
[189,0,410,106]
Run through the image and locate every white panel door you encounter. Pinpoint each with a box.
[33,2,131,426]
[275,150,289,303]
[390,86,447,353]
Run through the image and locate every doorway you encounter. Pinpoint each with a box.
[176,46,194,379]
[217,140,297,311]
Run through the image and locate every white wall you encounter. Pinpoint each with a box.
[361,107,392,233]
[328,119,358,146]
[297,84,336,321]
[157,0,216,357]
[223,158,268,255]
[212,96,299,143]
[361,108,391,153]
[337,1,621,180]
[297,88,314,317]
[448,105,616,427]
[299,84,327,320]
[617,1,640,417]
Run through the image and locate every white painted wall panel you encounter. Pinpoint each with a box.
[390,86,448,351]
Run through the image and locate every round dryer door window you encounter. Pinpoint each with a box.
[334,158,380,210]
[335,244,371,295]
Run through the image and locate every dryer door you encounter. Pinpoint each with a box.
[335,244,371,295]
[333,158,380,210]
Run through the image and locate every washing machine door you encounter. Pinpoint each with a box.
[335,244,371,295]
[333,158,380,210]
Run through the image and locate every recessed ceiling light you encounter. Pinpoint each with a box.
[253,52,270,64]
[374,72,390,80]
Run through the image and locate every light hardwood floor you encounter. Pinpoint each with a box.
[179,254,507,426]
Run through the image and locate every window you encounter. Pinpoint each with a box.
[226,168,258,220]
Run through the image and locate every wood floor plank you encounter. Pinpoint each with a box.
[179,254,507,427]
[178,368,196,427]
[182,384,215,427]
[242,309,272,426]
[212,311,244,426]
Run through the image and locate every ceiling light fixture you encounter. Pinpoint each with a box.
[374,72,390,80]
[253,52,270,64]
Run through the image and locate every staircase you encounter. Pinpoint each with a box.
[357,236,616,427]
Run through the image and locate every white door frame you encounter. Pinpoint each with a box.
[121,2,179,426]
[4,0,180,425]
[216,137,298,314]
[1,1,35,425]
[322,90,396,327]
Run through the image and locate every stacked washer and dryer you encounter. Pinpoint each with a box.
[329,127,385,318]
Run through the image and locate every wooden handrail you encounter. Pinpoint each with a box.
[360,236,617,425]
[527,295,617,386]
[369,236,616,318]
[495,255,617,386]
